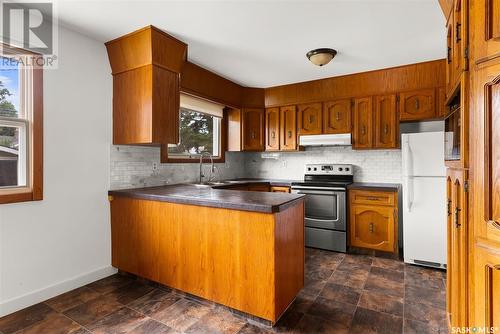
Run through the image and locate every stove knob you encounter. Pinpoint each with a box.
[345,167,350,171]
[307,167,311,171]
[313,167,317,171]
[338,167,343,171]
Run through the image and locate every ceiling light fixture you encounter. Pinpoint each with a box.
[306,48,337,66]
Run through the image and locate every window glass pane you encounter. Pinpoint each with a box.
[168,108,221,157]
[0,125,26,187]
[0,57,20,118]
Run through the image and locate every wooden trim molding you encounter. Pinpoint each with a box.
[0,57,43,204]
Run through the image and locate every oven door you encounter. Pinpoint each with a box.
[291,186,346,231]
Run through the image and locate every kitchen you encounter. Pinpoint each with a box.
[0,1,497,334]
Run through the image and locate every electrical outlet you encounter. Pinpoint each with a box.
[152,162,158,171]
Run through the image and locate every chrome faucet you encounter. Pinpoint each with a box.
[199,152,214,184]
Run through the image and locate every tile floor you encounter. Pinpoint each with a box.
[0,248,447,334]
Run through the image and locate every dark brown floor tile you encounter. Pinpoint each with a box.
[372,257,404,272]
[329,268,368,289]
[350,307,403,334]
[403,318,447,334]
[404,301,447,329]
[128,319,179,334]
[287,291,316,314]
[45,287,101,312]
[105,281,155,305]
[15,312,82,334]
[336,260,371,273]
[86,307,148,334]
[405,285,446,309]
[304,266,334,281]
[0,303,54,334]
[374,250,401,260]
[305,297,355,327]
[293,313,350,334]
[405,265,446,280]
[271,311,303,333]
[127,289,181,315]
[301,276,327,297]
[149,298,211,332]
[185,308,246,334]
[364,274,404,298]
[71,329,92,334]
[237,323,272,334]
[358,290,404,317]
[86,274,135,294]
[405,271,445,289]
[319,282,361,305]
[342,253,373,266]
[370,266,405,283]
[63,294,123,326]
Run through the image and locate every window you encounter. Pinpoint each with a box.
[167,94,224,160]
[0,46,43,203]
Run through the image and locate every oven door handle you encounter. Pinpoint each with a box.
[291,186,345,191]
[305,217,339,223]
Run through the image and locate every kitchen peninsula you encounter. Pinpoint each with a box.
[108,184,305,323]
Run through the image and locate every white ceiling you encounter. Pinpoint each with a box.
[52,0,446,88]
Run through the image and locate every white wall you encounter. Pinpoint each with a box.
[0,27,114,316]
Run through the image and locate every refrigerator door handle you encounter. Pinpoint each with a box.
[406,176,413,212]
[403,136,414,212]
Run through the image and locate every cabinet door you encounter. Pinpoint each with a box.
[446,19,454,93]
[349,205,396,252]
[437,87,447,118]
[280,105,297,151]
[399,89,436,121]
[374,94,398,149]
[297,103,322,135]
[352,97,374,149]
[473,247,500,331]
[242,108,264,151]
[323,99,352,134]
[447,168,468,328]
[471,0,500,61]
[265,107,280,151]
[452,0,468,74]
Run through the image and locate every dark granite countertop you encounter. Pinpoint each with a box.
[108,183,304,213]
[347,182,401,192]
[211,178,301,188]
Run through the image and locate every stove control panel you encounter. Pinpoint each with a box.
[304,164,354,175]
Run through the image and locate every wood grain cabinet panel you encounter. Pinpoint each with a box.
[473,246,500,331]
[270,186,290,193]
[446,20,454,92]
[297,103,322,135]
[399,89,436,121]
[350,205,396,252]
[349,189,398,253]
[280,105,297,151]
[323,99,352,134]
[353,97,374,149]
[374,94,398,149]
[242,108,265,151]
[265,107,280,151]
[472,0,500,61]
[248,184,270,192]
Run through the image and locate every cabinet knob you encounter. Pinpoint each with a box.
[251,132,256,139]
[361,125,366,135]
[288,130,292,138]
[369,222,374,233]
[455,22,462,43]
[447,47,452,63]
[336,111,341,121]
[415,99,420,110]
[384,124,389,134]
[447,199,452,216]
[455,207,461,228]
[271,131,275,139]
[309,115,314,123]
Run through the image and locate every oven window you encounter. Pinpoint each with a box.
[305,193,338,220]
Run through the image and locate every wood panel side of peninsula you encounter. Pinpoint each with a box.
[110,197,305,323]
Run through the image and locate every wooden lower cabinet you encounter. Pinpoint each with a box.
[270,186,290,193]
[349,189,398,253]
[248,184,270,192]
[446,168,468,328]
[110,197,305,323]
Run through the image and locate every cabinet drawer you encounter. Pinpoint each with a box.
[349,189,396,206]
[248,184,270,192]
[270,186,290,193]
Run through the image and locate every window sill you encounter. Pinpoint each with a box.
[0,187,42,204]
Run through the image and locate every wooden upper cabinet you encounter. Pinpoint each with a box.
[280,105,297,151]
[297,103,322,135]
[323,99,352,134]
[471,0,500,62]
[374,94,398,149]
[353,97,374,149]
[105,26,187,162]
[437,87,447,118]
[242,108,265,151]
[399,89,436,121]
[265,107,280,151]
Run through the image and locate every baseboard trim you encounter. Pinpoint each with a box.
[0,265,117,317]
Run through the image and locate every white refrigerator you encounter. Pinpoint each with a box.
[402,131,447,269]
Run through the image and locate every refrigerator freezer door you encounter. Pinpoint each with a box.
[403,176,447,267]
[402,132,446,177]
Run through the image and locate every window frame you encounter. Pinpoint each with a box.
[165,100,227,164]
[0,44,43,204]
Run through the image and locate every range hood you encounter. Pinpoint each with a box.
[299,133,352,147]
